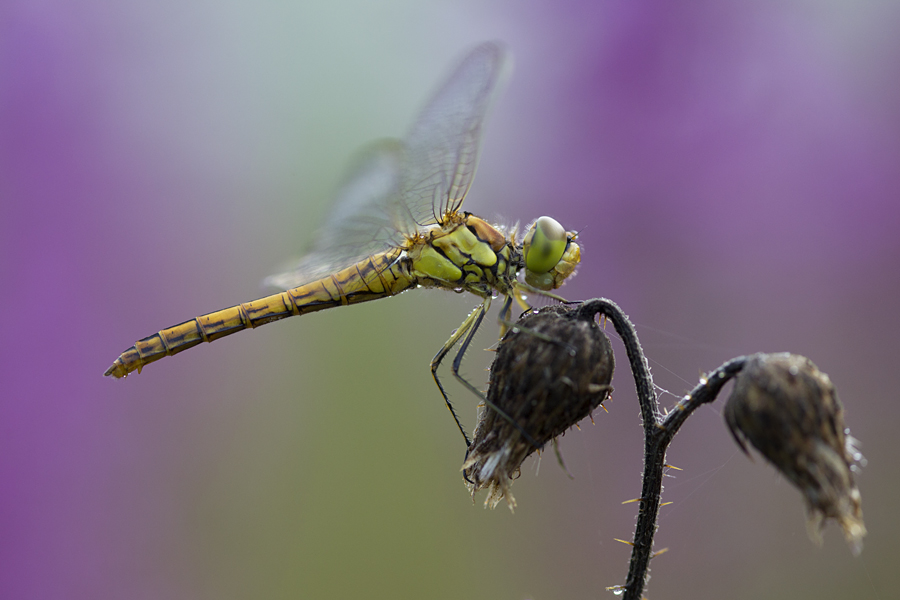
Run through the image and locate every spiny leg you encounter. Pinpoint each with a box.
[497,294,514,336]
[495,285,544,335]
[431,299,490,448]
[513,286,531,311]
[432,296,546,454]
[513,281,568,304]
[448,297,491,404]
[450,298,541,453]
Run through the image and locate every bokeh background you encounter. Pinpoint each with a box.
[3,1,899,598]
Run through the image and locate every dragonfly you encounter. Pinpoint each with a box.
[104,42,581,447]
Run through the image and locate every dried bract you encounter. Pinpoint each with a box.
[464,304,614,509]
[724,353,866,555]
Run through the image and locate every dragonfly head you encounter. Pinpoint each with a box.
[522,216,581,291]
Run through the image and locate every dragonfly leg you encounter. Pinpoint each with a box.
[448,297,490,404]
[432,296,543,454]
[497,294,514,336]
[431,300,490,448]
[450,299,542,453]
[514,281,568,304]
[513,288,531,312]
[498,293,536,336]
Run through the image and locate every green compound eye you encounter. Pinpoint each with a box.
[524,216,567,274]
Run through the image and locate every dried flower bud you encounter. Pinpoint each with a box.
[463,304,614,509]
[724,353,866,555]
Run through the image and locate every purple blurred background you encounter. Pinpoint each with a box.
[3,1,898,598]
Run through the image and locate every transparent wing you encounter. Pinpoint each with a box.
[265,42,511,290]
[401,41,511,225]
[265,140,407,290]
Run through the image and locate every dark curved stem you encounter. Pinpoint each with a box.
[578,299,656,430]
[578,299,747,600]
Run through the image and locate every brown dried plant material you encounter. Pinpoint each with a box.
[464,305,614,509]
[724,353,866,555]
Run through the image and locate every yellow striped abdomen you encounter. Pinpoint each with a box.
[104,249,412,379]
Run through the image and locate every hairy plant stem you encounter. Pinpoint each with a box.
[577,299,747,600]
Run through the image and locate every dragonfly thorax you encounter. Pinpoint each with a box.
[407,212,519,298]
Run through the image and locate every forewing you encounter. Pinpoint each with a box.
[401,42,511,225]
[265,42,511,291]
[264,140,408,290]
